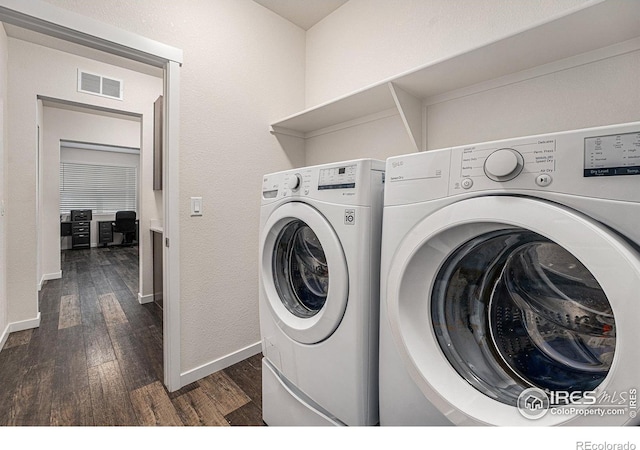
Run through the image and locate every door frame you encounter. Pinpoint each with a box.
[0,0,183,391]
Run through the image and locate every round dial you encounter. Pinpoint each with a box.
[286,173,302,191]
[484,148,524,181]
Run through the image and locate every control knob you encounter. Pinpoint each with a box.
[286,173,302,191]
[484,148,524,182]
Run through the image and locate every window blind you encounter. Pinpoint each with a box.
[60,162,137,214]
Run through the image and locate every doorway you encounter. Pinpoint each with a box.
[0,3,182,391]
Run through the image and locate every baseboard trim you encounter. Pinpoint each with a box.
[38,271,62,291]
[0,313,42,349]
[0,323,10,350]
[138,293,154,304]
[0,312,40,342]
[180,341,262,387]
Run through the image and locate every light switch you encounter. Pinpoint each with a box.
[190,197,203,216]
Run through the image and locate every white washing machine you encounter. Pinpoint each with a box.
[379,122,640,426]
[259,159,384,426]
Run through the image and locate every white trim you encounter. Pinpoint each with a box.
[163,60,181,391]
[180,342,262,387]
[0,0,183,66]
[38,270,62,291]
[0,323,9,350]
[137,292,153,304]
[61,140,140,155]
[0,314,42,351]
[9,313,41,333]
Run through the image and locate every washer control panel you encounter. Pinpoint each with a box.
[261,159,385,206]
[318,164,357,190]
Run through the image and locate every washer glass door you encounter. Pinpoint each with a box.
[431,229,615,406]
[261,202,349,344]
[273,220,329,318]
[385,195,640,425]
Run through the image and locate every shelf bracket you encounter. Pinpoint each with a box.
[388,82,423,152]
[269,125,305,139]
[269,125,306,166]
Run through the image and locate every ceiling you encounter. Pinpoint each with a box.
[252,0,349,30]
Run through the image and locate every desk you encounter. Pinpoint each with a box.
[98,220,139,246]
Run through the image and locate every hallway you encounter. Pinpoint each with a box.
[0,246,263,426]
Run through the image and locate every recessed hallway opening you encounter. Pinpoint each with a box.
[0,246,262,426]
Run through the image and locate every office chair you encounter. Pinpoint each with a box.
[113,211,137,246]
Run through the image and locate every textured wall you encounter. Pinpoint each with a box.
[302,0,639,168]
[39,0,306,374]
[305,0,589,107]
[426,50,640,150]
[304,113,415,167]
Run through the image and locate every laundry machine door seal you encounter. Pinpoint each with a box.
[262,201,348,344]
[386,195,640,426]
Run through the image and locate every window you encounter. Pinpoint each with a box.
[59,162,137,214]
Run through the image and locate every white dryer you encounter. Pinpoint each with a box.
[259,159,384,426]
[379,122,640,426]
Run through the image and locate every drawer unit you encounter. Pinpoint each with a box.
[99,221,114,245]
[72,221,90,233]
[71,220,91,249]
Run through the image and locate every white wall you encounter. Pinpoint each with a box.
[305,112,415,167]
[39,0,306,379]
[7,37,162,325]
[305,0,589,107]
[303,0,640,167]
[0,23,7,343]
[44,106,140,261]
[425,50,640,150]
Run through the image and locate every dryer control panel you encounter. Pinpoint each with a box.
[458,139,555,186]
[584,131,640,177]
[384,121,640,206]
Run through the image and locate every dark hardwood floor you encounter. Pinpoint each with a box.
[0,246,263,426]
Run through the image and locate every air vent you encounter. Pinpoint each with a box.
[77,70,123,100]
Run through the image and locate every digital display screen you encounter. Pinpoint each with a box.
[262,189,278,199]
[318,164,356,190]
[584,131,640,177]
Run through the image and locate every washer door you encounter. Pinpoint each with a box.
[262,202,348,344]
[386,196,640,425]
